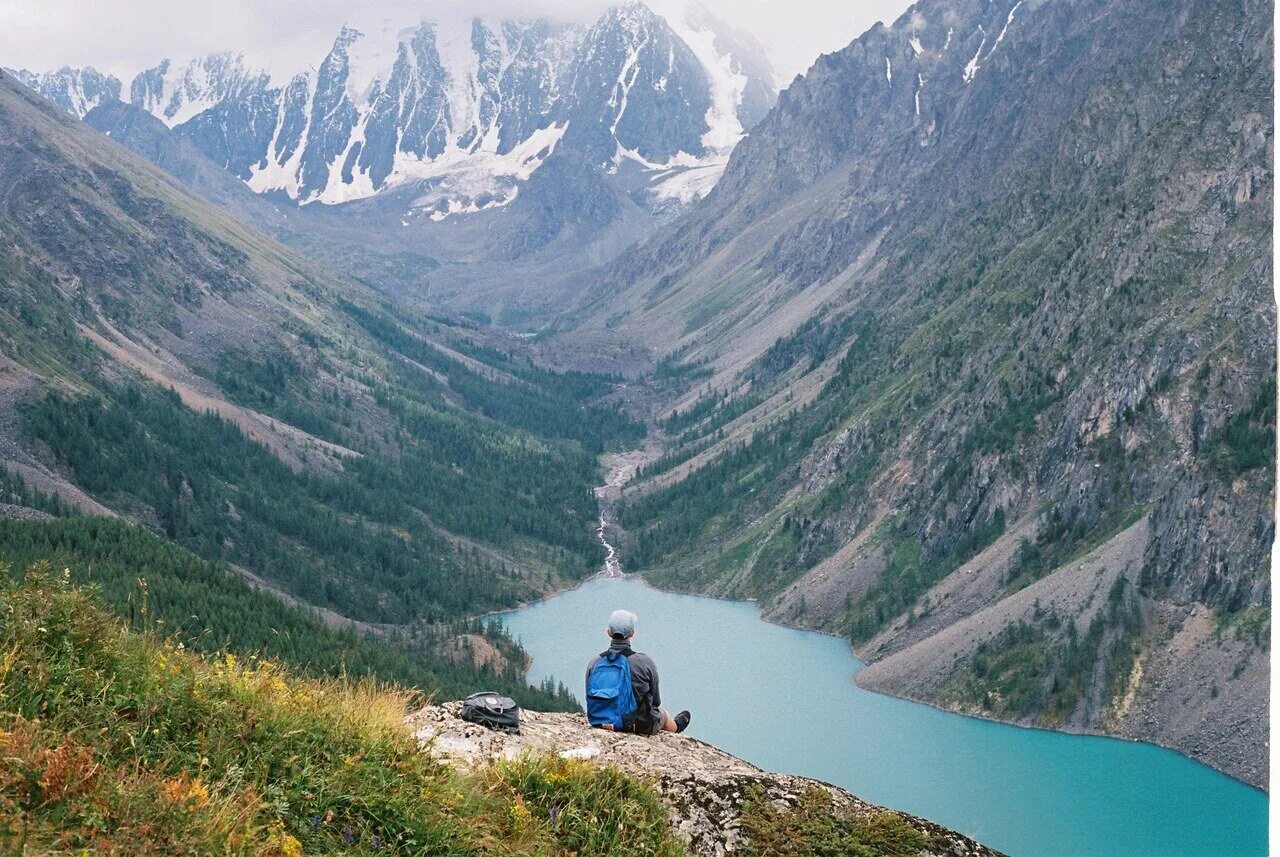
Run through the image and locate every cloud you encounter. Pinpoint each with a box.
[0,0,914,85]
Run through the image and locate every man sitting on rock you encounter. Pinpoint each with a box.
[586,609,691,734]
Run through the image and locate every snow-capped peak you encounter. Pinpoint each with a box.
[15,2,776,214]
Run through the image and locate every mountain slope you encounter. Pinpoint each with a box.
[0,572,679,853]
[13,3,777,327]
[0,69,636,702]
[592,0,1272,787]
[82,99,292,233]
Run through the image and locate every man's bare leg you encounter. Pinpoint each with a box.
[659,707,691,733]
[659,707,677,732]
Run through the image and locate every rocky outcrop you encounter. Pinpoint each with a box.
[591,0,1272,789]
[409,702,1002,856]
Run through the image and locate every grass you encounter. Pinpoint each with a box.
[0,569,682,855]
[0,516,577,709]
[1214,605,1271,647]
[1208,376,1276,475]
[740,785,932,857]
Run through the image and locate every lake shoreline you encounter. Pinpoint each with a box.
[498,576,1267,857]
[489,445,1266,794]
[498,570,1268,796]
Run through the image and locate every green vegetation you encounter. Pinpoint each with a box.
[0,468,72,517]
[0,517,574,709]
[844,511,1006,643]
[0,573,678,854]
[490,757,681,856]
[1214,605,1270,647]
[337,299,643,454]
[1209,376,1276,475]
[634,433,719,482]
[624,312,913,596]
[944,577,1143,725]
[213,346,351,445]
[661,388,729,436]
[1003,502,1145,596]
[25,379,604,624]
[214,346,303,412]
[740,785,931,857]
[652,352,714,384]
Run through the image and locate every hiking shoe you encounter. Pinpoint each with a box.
[674,710,691,733]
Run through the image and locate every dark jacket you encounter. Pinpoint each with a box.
[586,638,661,733]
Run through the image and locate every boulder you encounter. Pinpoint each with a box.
[409,702,1002,856]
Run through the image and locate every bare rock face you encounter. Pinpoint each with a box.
[408,703,1002,856]
[572,0,1272,789]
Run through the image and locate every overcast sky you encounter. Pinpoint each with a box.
[0,0,913,86]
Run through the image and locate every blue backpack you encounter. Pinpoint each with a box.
[586,650,637,729]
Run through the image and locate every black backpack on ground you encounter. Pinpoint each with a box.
[460,692,521,734]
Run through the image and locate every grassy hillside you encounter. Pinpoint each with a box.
[0,515,574,709]
[0,572,679,855]
[0,69,642,692]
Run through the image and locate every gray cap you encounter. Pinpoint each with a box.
[608,609,637,638]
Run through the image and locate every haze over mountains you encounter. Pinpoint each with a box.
[4,0,1273,801]
[11,2,776,325]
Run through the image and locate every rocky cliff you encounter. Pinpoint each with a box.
[14,4,772,210]
[410,702,1002,856]
[586,0,1272,788]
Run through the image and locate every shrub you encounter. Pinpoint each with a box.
[0,571,679,855]
[741,785,931,856]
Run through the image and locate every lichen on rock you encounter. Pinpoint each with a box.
[409,703,1003,856]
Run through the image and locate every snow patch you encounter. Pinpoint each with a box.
[434,17,484,151]
[608,39,645,139]
[885,57,893,83]
[658,4,747,153]
[991,1,1023,52]
[963,34,988,83]
[246,72,318,199]
[649,156,727,204]
[141,55,252,127]
[397,121,568,218]
[343,22,403,102]
[964,2,1022,84]
[909,36,924,58]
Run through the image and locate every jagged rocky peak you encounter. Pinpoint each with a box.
[129,53,268,126]
[4,66,121,117]
[720,0,1026,198]
[566,1,712,166]
[13,2,775,214]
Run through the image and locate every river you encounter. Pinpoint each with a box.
[494,576,1268,857]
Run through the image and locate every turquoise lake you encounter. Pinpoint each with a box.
[495,577,1268,857]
